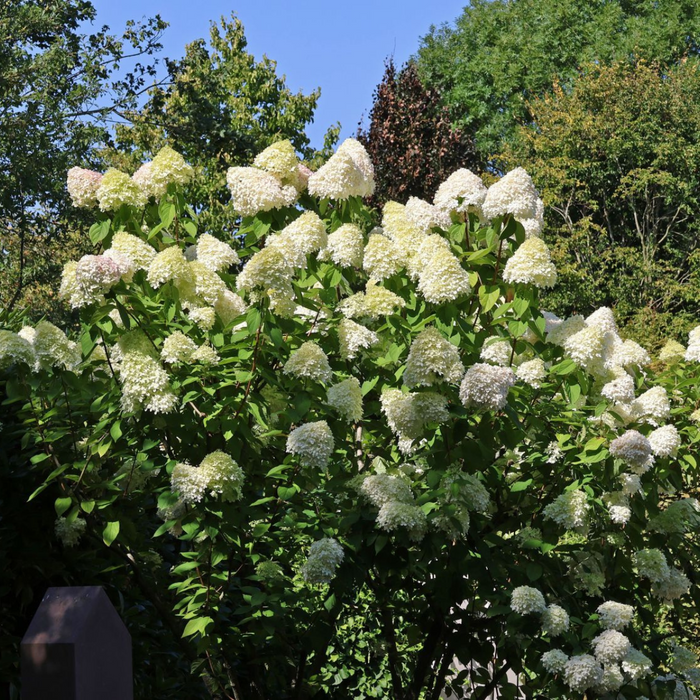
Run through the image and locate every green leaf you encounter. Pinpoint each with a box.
[110,421,122,441]
[102,520,120,547]
[55,497,72,516]
[89,219,110,245]
[510,480,532,492]
[159,200,176,227]
[478,284,501,313]
[182,616,212,638]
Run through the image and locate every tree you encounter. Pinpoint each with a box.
[110,15,338,235]
[3,137,700,698]
[417,0,700,159]
[0,0,167,321]
[500,60,700,351]
[357,60,479,207]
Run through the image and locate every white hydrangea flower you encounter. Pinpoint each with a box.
[502,237,557,288]
[147,246,190,288]
[55,516,87,547]
[380,388,449,441]
[610,430,654,473]
[649,499,700,535]
[284,342,332,384]
[631,386,671,426]
[648,424,680,458]
[670,645,698,674]
[96,168,147,211]
[622,648,653,680]
[480,338,513,367]
[281,211,328,256]
[381,201,422,241]
[118,346,177,414]
[510,586,546,614]
[586,307,618,335]
[327,377,363,422]
[543,490,589,529]
[459,363,515,411]
[337,318,379,359]
[161,331,197,364]
[226,166,297,217]
[546,314,586,347]
[286,421,334,467]
[187,305,216,330]
[620,473,642,497]
[361,473,414,508]
[321,224,364,267]
[200,450,244,502]
[596,664,625,693]
[518,197,545,237]
[417,248,471,304]
[307,138,375,199]
[236,247,293,300]
[482,167,540,221]
[563,324,607,375]
[542,649,569,674]
[339,281,406,319]
[609,504,632,525]
[29,320,81,372]
[602,374,636,404]
[191,343,219,365]
[66,167,103,208]
[516,358,547,388]
[171,462,210,503]
[302,538,344,584]
[0,330,36,370]
[403,327,464,388]
[376,501,428,541]
[653,567,691,602]
[659,339,686,364]
[611,339,650,371]
[194,233,239,272]
[405,234,450,280]
[253,139,299,184]
[362,233,405,281]
[635,548,670,584]
[597,601,634,630]
[404,196,451,233]
[685,325,700,361]
[137,146,194,199]
[542,604,570,636]
[563,655,604,693]
[215,290,248,326]
[545,441,564,463]
[433,168,487,216]
[109,232,157,271]
[592,630,632,664]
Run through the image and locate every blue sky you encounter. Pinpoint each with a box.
[90,0,465,149]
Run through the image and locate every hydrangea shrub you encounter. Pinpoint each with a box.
[3,139,700,699]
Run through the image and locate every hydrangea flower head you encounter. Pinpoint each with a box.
[286,421,334,467]
[403,327,464,388]
[459,363,515,411]
[543,489,589,529]
[283,342,332,384]
[302,538,344,584]
[482,167,540,221]
[433,168,487,216]
[321,224,364,268]
[67,167,102,208]
[510,585,546,614]
[337,318,379,359]
[502,237,557,288]
[226,166,297,216]
[308,138,375,199]
[327,377,363,422]
[96,168,147,211]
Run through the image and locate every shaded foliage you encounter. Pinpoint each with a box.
[357,60,478,208]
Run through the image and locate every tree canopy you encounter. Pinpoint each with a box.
[357,60,479,207]
[501,60,700,350]
[417,0,700,158]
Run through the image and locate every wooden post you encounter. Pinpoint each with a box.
[20,586,133,700]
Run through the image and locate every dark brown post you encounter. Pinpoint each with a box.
[20,586,133,700]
